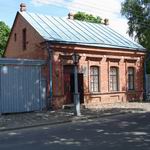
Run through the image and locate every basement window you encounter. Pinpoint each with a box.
[22,28,27,50]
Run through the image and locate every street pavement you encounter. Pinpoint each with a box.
[0,102,150,131]
[0,112,150,150]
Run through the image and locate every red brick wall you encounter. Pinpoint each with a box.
[51,46,145,108]
[5,13,46,59]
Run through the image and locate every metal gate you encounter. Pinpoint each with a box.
[0,58,46,113]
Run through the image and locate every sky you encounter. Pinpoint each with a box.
[0,0,129,38]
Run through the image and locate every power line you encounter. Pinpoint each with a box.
[34,0,121,14]
[44,0,150,19]
[52,1,149,21]
[36,0,150,28]
[36,0,120,15]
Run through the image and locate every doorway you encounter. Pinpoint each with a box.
[70,73,84,104]
[63,65,84,104]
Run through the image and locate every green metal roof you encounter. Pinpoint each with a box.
[20,11,146,51]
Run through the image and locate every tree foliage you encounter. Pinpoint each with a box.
[121,0,150,73]
[0,21,10,56]
[74,12,102,24]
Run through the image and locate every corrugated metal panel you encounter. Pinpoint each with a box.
[0,64,46,113]
[20,11,146,51]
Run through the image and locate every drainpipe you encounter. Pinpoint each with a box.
[45,42,53,109]
[144,52,150,101]
[144,60,147,101]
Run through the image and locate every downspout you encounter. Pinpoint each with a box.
[144,60,147,101]
[144,52,150,101]
[45,42,53,109]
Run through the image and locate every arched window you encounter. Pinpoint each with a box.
[110,67,118,91]
[90,66,99,92]
[128,67,134,90]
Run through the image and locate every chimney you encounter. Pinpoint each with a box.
[20,3,27,12]
[104,18,109,26]
[68,12,74,20]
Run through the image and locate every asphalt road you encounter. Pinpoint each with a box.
[0,112,150,150]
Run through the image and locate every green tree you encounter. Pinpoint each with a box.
[74,12,102,24]
[0,21,10,56]
[121,0,150,73]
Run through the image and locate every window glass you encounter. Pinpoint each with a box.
[90,66,99,92]
[110,67,118,91]
[128,67,134,90]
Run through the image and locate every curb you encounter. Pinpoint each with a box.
[0,112,126,132]
[0,119,72,132]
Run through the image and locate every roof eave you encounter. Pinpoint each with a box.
[42,40,146,53]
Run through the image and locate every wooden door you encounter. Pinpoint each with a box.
[63,65,74,104]
[64,73,72,104]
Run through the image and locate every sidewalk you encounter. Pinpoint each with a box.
[0,102,150,132]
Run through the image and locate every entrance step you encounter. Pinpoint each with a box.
[62,104,85,109]
[62,104,74,109]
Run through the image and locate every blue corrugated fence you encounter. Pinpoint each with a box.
[0,58,46,113]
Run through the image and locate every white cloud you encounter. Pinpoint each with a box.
[31,0,122,16]
[68,0,121,17]
[31,0,68,7]
[32,0,121,17]
[31,0,129,38]
[109,18,129,39]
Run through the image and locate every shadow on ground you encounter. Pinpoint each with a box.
[0,111,150,150]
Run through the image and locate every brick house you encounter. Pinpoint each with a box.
[5,6,146,109]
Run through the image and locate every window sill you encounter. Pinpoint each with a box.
[109,90,119,93]
[90,92,100,94]
[85,91,125,96]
